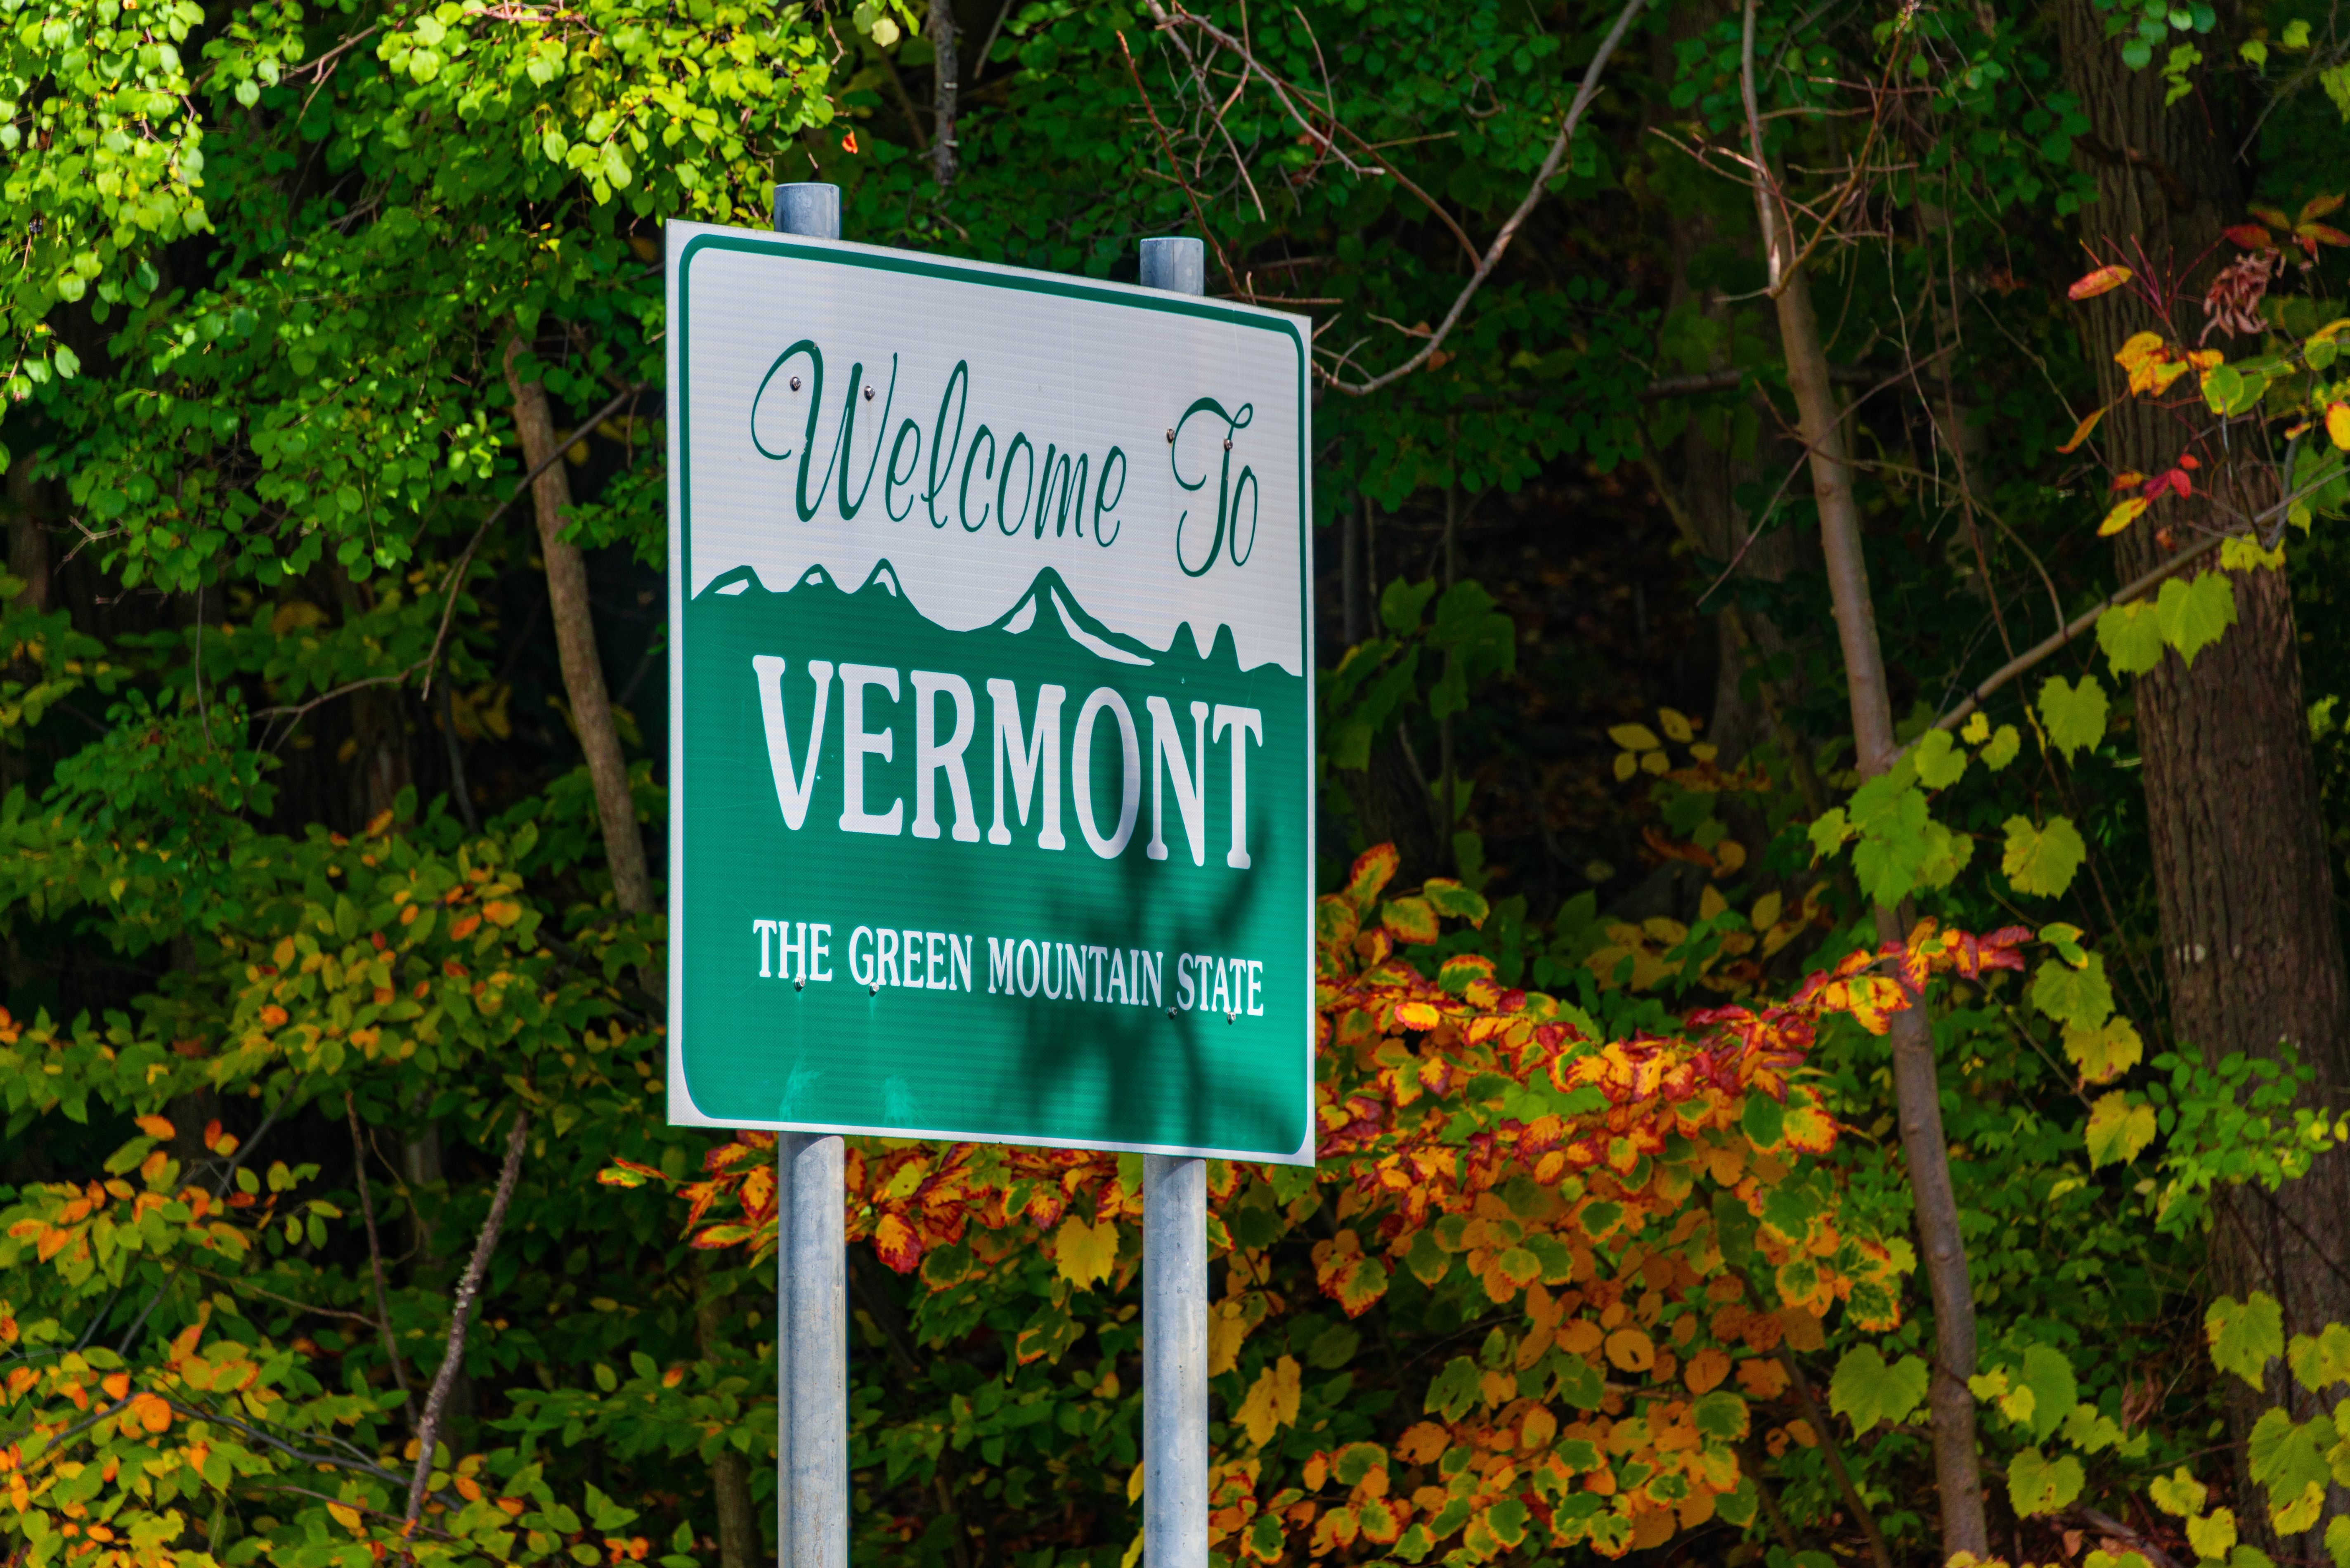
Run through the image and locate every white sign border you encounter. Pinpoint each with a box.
[662,222,1319,1166]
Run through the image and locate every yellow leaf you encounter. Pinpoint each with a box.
[1608,724,1661,751]
[327,1503,365,1535]
[1237,1355,1302,1447]
[1054,1215,1120,1289]
[483,900,524,928]
[1639,751,1669,775]
[2114,331,2167,371]
[1613,751,1638,782]
[1750,892,1784,930]
[1209,1299,1251,1376]
[2099,497,2150,537]
[2186,1509,2237,1561]
[1658,708,1693,743]
[2328,402,2350,450]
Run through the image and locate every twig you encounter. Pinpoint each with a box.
[1118,31,1244,297]
[1174,0,1647,394]
[403,1112,530,1528]
[1775,1341,1895,1568]
[348,1093,416,1422]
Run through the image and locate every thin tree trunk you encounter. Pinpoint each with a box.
[2057,9,2350,1550]
[695,1265,761,1568]
[501,333,655,919]
[404,1113,529,1526]
[1742,0,1986,1551]
[928,0,958,188]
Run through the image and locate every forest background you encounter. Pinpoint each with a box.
[5,0,2350,1565]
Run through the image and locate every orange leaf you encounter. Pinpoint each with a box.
[2056,405,2108,454]
[1604,1328,1655,1372]
[1685,1347,1732,1394]
[2224,223,2276,249]
[2067,263,2134,300]
[135,1115,175,1141]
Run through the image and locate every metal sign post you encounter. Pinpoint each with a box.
[665,187,1312,1568]
[1137,235,1209,1568]
[770,183,849,1568]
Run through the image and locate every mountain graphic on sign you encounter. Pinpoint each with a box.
[697,559,1248,675]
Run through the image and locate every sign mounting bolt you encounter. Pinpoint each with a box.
[790,375,802,392]
[1165,428,1175,443]
[863,385,874,401]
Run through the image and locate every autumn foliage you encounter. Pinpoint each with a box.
[613,845,2029,1561]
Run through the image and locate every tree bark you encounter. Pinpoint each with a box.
[2057,8,2350,1549]
[1743,0,1987,1548]
[501,334,656,919]
[928,0,958,188]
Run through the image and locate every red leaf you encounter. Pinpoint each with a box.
[2068,264,2135,300]
[2224,224,2277,249]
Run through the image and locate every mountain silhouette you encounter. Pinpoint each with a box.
[694,560,1254,676]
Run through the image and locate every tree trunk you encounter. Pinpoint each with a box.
[1743,5,1987,1546]
[2057,8,2350,1548]
[695,1268,761,1568]
[501,334,656,919]
[928,0,958,188]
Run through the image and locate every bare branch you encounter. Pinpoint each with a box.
[403,1112,529,1529]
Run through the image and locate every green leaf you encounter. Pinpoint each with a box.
[1828,1346,1930,1432]
[2002,814,2087,897]
[1690,1391,1749,1440]
[2031,952,2114,1029]
[2322,1514,2350,1568]
[2086,1091,2157,1169]
[2038,674,2109,761]
[1913,727,1967,789]
[2156,571,2237,667]
[2248,1409,2331,1530]
[1380,579,1437,636]
[2016,1345,2078,1444]
[1807,807,1851,860]
[2288,1323,2350,1392]
[2207,1293,2284,1388]
[2098,600,2167,676]
[2007,1446,2085,1516]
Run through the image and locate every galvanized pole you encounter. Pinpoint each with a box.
[1139,232,1210,1568]
[771,179,848,1568]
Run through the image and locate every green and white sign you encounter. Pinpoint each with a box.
[664,224,1314,1162]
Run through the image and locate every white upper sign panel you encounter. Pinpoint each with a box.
[671,225,1312,676]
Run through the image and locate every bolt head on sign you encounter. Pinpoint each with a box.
[664,222,1314,1162]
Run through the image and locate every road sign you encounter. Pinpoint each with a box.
[664,222,1314,1162]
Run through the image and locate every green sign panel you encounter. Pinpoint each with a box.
[664,225,1314,1162]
